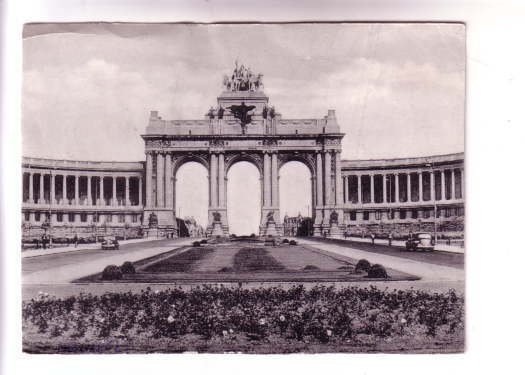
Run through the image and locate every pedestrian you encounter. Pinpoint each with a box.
[73,234,78,248]
[41,234,47,250]
[371,233,375,245]
[388,232,393,246]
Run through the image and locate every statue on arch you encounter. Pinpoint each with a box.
[330,210,338,225]
[213,211,221,223]
[266,211,275,224]
[148,212,158,228]
[227,101,255,134]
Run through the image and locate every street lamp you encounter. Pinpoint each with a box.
[425,162,438,245]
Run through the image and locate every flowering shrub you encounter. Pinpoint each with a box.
[23,286,463,345]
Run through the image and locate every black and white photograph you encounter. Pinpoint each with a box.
[18,22,467,354]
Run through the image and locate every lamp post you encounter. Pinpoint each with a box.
[425,162,438,245]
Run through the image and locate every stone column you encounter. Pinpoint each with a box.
[74,174,79,205]
[145,152,153,207]
[263,152,271,207]
[271,152,279,207]
[87,176,92,205]
[210,153,218,207]
[63,175,67,205]
[370,174,375,203]
[39,173,44,204]
[357,175,362,203]
[335,151,343,205]
[451,169,456,200]
[440,170,445,200]
[125,176,130,206]
[218,153,225,207]
[382,174,387,203]
[430,171,435,201]
[50,173,55,205]
[407,173,412,202]
[460,168,464,199]
[138,177,143,206]
[156,152,165,207]
[165,155,172,209]
[418,172,423,202]
[28,172,33,203]
[323,151,331,206]
[316,152,323,206]
[99,176,104,206]
[395,173,400,203]
[112,176,117,206]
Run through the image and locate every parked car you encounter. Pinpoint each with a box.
[101,236,119,250]
[405,232,434,251]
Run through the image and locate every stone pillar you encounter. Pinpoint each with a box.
[39,173,44,204]
[316,152,323,206]
[451,169,456,200]
[370,174,375,203]
[395,173,400,203]
[112,176,117,206]
[138,177,143,206]
[382,174,387,203]
[218,153,225,207]
[156,153,165,207]
[271,152,279,207]
[74,174,79,205]
[50,173,55,205]
[335,151,343,205]
[28,172,33,203]
[210,153,218,207]
[125,176,130,206]
[323,151,331,206]
[430,171,435,201]
[357,175,362,203]
[99,176,104,206]
[263,152,271,207]
[63,175,67,205]
[145,152,153,207]
[440,170,445,201]
[460,168,464,199]
[165,154,172,209]
[87,176,92,205]
[407,173,412,202]
[418,172,423,202]
[342,176,347,203]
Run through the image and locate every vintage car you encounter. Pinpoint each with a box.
[101,236,119,250]
[405,232,434,251]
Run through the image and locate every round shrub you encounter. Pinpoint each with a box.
[101,265,122,280]
[282,238,289,243]
[192,241,201,247]
[120,261,136,274]
[289,240,297,246]
[367,264,388,279]
[200,239,208,244]
[355,259,371,273]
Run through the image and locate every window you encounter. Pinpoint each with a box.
[132,214,138,223]
[458,207,464,216]
[349,211,356,221]
[388,209,395,220]
[118,214,125,223]
[68,213,75,222]
[423,209,431,219]
[35,212,41,222]
[411,209,418,219]
[375,211,382,220]
[106,214,112,223]
[24,212,30,221]
[363,211,369,221]
[57,212,63,222]
[80,213,87,222]
[93,213,98,222]
[400,209,406,220]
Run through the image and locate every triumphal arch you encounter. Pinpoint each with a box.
[142,63,345,237]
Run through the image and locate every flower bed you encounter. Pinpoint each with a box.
[22,285,464,353]
[232,247,285,272]
[142,247,214,273]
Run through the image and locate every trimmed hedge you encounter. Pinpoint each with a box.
[367,264,388,279]
[120,261,136,274]
[101,265,122,280]
[355,259,371,273]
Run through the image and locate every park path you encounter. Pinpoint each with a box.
[22,239,195,285]
[300,239,464,282]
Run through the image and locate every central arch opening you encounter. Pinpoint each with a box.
[175,162,208,233]
[227,161,261,236]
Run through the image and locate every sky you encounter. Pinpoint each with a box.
[22,23,465,232]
